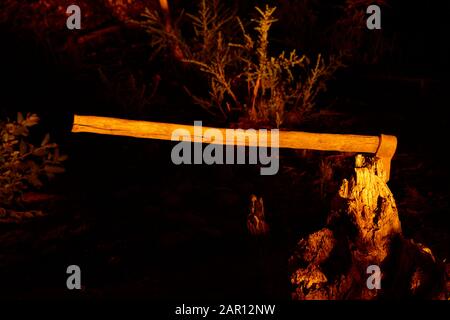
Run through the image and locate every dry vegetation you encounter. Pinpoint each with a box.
[0,0,447,300]
[0,113,66,221]
[135,1,343,127]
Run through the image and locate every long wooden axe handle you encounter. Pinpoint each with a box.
[72,114,397,181]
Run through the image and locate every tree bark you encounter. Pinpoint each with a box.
[289,155,447,300]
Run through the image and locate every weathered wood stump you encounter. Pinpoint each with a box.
[289,155,447,300]
[247,195,270,237]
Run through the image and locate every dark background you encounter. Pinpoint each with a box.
[0,0,448,300]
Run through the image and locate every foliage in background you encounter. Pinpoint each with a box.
[136,1,342,127]
[276,0,391,64]
[235,7,343,127]
[97,68,160,116]
[334,0,389,63]
[182,0,241,119]
[0,113,66,218]
[185,4,343,127]
[134,6,188,61]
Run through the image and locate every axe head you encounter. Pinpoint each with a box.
[375,134,398,182]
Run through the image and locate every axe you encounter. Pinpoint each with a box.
[70,114,397,182]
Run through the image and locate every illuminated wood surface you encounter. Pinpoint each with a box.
[72,114,397,181]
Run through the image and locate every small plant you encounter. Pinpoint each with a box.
[187,0,236,63]
[0,113,66,220]
[232,6,312,126]
[182,0,241,118]
[134,2,342,127]
[134,4,187,61]
[186,4,343,127]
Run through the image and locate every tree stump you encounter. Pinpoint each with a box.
[289,155,447,300]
